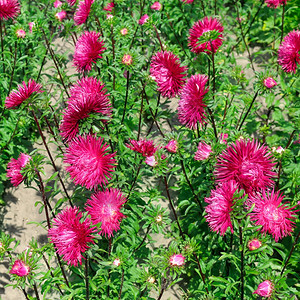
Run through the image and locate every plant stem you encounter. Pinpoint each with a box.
[137,94,144,140]
[280,3,285,44]
[121,71,130,124]
[85,255,89,300]
[157,277,166,300]
[127,160,142,199]
[214,0,217,15]
[193,253,209,294]
[33,283,40,300]
[238,89,259,131]
[207,107,218,142]
[133,223,151,252]
[8,41,18,95]
[146,93,161,136]
[36,48,48,83]
[239,225,245,300]
[118,268,125,300]
[108,236,112,257]
[0,18,5,73]
[153,25,163,51]
[21,288,30,300]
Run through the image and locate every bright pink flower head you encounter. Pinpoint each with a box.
[169,254,185,267]
[10,260,30,277]
[253,280,274,298]
[205,180,238,235]
[120,28,128,35]
[151,2,162,10]
[53,0,62,8]
[265,0,287,8]
[48,207,97,266]
[7,153,31,187]
[60,77,112,142]
[264,77,277,88]
[278,30,300,73]
[189,17,223,54]
[181,0,194,3]
[178,74,208,129]
[73,31,106,73]
[247,238,262,251]
[126,139,159,157]
[0,0,20,20]
[55,10,66,22]
[74,0,93,26]
[16,28,25,38]
[247,189,298,242]
[150,51,187,98]
[66,0,76,6]
[165,140,178,153]
[139,14,149,25]
[86,188,127,237]
[145,155,158,167]
[28,22,35,33]
[194,141,212,161]
[113,258,121,266]
[5,79,43,108]
[215,139,277,193]
[103,1,114,11]
[122,54,133,66]
[64,135,116,190]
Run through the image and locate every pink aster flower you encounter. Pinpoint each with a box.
[145,156,158,167]
[181,0,194,3]
[74,0,93,26]
[0,0,20,20]
[7,153,31,187]
[86,188,127,237]
[253,280,274,298]
[64,135,116,190]
[28,22,35,33]
[215,139,277,193]
[10,259,30,277]
[178,74,208,129]
[150,51,187,98]
[60,77,112,142]
[113,258,121,266]
[278,30,300,73]
[120,28,128,35]
[169,254,185,267]
[73,31,106,73]
[122,54,133,66]
[53,0,62,8]
[263,77,277,88]
[247,189,298,242]
[66,0,76,6]
[126,139,159,157]
[205,180,239,235]
[165,140,178,153]
[103,1,114,11]
[151,2,162,10]
[16,28,25,38]
[189,17,224,54]
[48,207,96,266]
[265,0,288,8]
[55,10,66,22]
[139,14,149,25]
[194,141,212,161]
[5,79,43,108]
[247,238,262,251]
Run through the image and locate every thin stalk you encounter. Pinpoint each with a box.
[137,94,144,140]
[157,277,166,300]
[193,254,209,294]
[133,224,151,252]
[56,253,70,288]
[121,71,130,124]
[0,18,5,73]
[85,256,89,300]
[8,41,18,94]
[127,161,142,199]
[146,93,161,136]
[207,107,218,142]
[239,225,245,300]
[111,24,116,91]
[238,89,259,131]
[36,48,48,83]
[30,108,73,207]
[280,4,285,44]
[21,288,30,300]
[0,116,21,152]
[153,25,163,51]
[214,0,217,15]
[108,237,112,257]
[199,0,205,15]
[33,283,41,300]
[209,41,216,101]
[118,269,125,300]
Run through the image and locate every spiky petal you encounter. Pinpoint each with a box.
[215,139,277,193]
[7,153,31,187]
[5,79,43,108]
[178,74,208,129]
[86,188,127,237]
[64,135,116,190]
[73,31,106,73]
[169,254,185,266]
[48,207,97,266]
[247,189,298,242]
[150,51,187,98]
[265,0,288,8]
[66,0,76,6]
[194,141,212,161]
[9,259,30,277]
[0,0,20,20]
[60,77,112,142]
[188,17,223,54]
[278,30,300,73]
[126,139,159,157]
[103,1,114,11]
[205,180,238,235]
[74,0,93,26]
[253,280,274,297]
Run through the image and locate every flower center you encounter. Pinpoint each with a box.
[238,160,262,187]
[263,204,282,223]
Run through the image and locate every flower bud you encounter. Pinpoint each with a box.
[247,238,262,251]
[169,254,185,267]
[10,260,30,277]
[253,280,274,298]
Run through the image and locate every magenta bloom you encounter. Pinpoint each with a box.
[5,79,43,109]
[7,153,31,187]
[16,28,25,38]
[178,74,208,129]
[151,2,162,10]
[60,77,112,142]
[28,22,35,33]
[53,0,62,8]
[126,139,159,157]
[103,1,114,11]
[205,181,238,235]
[48,207,96,266]
[253,280,274,298]
[64,135,116,190]
[74,0,93,26]
[145,156,158,167]
[73,31,106,73]
[263,77,277,88]
[138,14,149,25]
[169,254,185,267]
[86,188,127,237]
[215,139,276,193]
[0,0,20,20]
[66,0,76,6]
[278,30,300,73]
[165,140,178,153]
[248,189,298,242]
[189,17,223,54]
[194,141,212,161]
[247,238,262,251]
[181,0,194,3]
[265,0,288,8]
[10,260,30,277]
[150,51,187,98]
[55,10,66,22]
